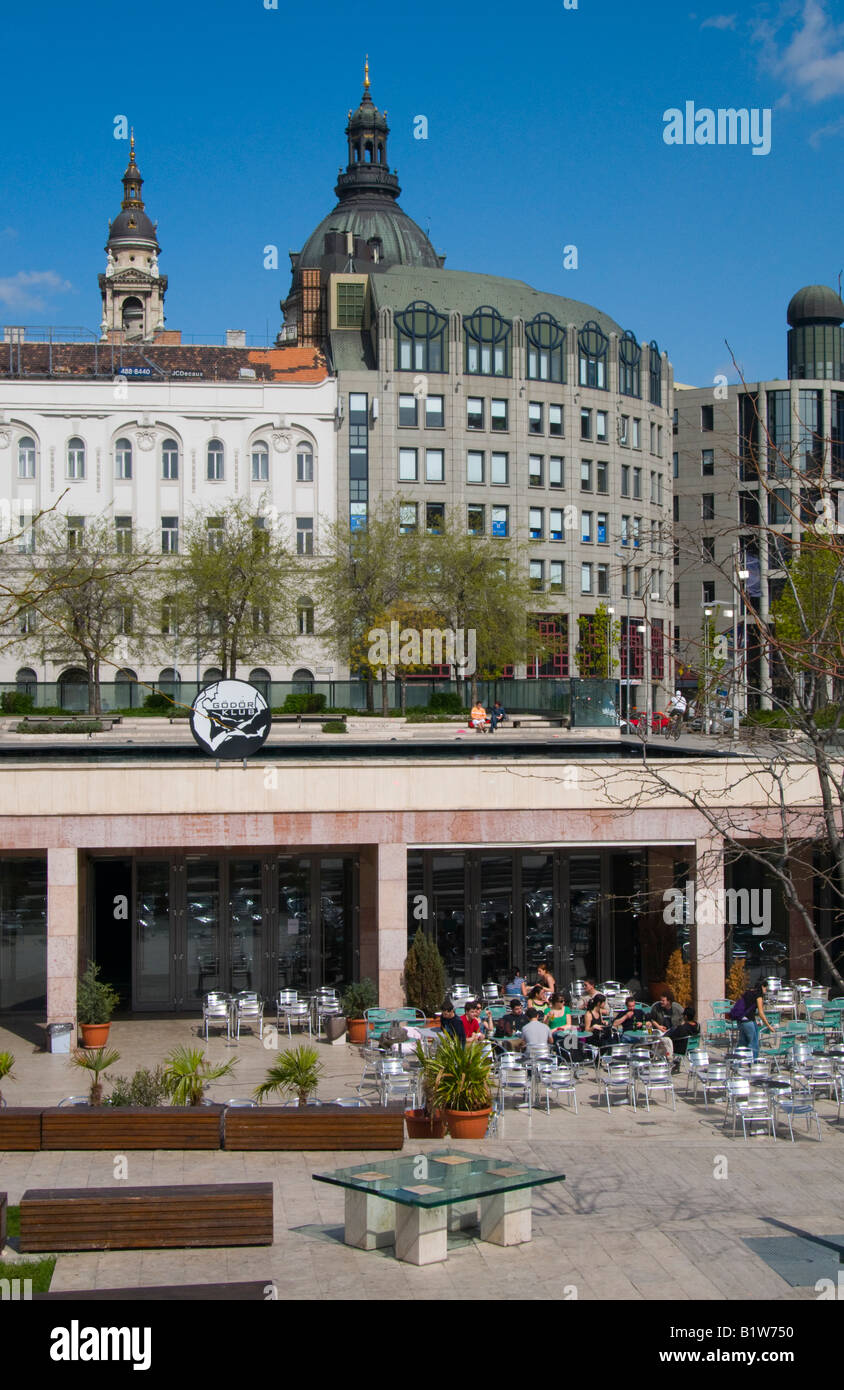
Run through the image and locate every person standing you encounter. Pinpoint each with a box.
[734,985,774,1061]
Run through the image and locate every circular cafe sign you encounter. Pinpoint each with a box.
[189,680,272,759]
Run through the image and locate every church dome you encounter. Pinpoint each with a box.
[294,63,442,274]
[106,136,160,249]
[787,284,844,327]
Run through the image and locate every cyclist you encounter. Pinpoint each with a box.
[666,689,687,737]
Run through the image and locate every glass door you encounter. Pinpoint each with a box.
[569,856,601,983]
[185,859,222,1004]
[320,858,353,990]
[133,861,174,1007]
[522,852,555,982]
[478,855,513,988]
[229,859,262,993]
[274,857,312,995]
[432,853,466,991]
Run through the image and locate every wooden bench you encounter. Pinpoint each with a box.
[272,713,345,727]
[41,1105,223,1151]
[19,1182,274,1252]
[0,1107,43,1150]
[37,1281,271,1301]
[223,1104,404,1151]
[509,714,570,730]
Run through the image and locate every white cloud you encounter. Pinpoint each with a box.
[754,0,844,103]
[0,270,74,312]
[701,14,738,30]
[809,113,844,145]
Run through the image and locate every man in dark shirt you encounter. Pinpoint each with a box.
[650,991,684,1032]
[489,701,507,732]
[613,995,646,1041]
[495,999,525,1038]
[439,1001,466,1046]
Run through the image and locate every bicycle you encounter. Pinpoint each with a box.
[663,712,683,741]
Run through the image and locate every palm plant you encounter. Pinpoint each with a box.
[0,1051,15,1107]
[416,1032,493,1113]
[254,1045,323,1107]
[70,1046,121,1106]
[161,1046,238,1106]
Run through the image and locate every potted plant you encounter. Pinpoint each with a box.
[405,1044,447,1139]
[70,1046,121,1106]
[253,1045,324,1106]
[416,1032,493,1139]
[0,1051,15,1107]
[341,978,377,1044]
[76,960,120,1047]
[403,927,446,1024]
[161,1046,238,1106]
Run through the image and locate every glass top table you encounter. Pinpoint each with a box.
[313,1151,566,1265]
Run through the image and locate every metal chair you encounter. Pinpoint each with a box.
[225,1098,258,1108]
[331,1097,367,1107]
[356,1039,383,1094]
[636,1060,676,1111]
[497,1055,532,1111]
[697,1063,728,1108]
[685,1048,709,1095]
[203,991,232,1040]
[724,1080,776,1140]
[275,989,299,1027]
[773,1084,822,1141]
[57,1095,91,1107]
[535,1060,578,1114]
[802,1059,839,1103]
[232,991,264,1040]
[377,1058,417,1108]
[281,1001,312,1038]
[600,1061,636,1111]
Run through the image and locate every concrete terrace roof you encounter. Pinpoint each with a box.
[0,342,330,383]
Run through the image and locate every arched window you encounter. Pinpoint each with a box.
[18,436,36,479]
[249,668,271,700]
[66,437,85,479]
[202,668,224,685]
[207,439,225,481]
[16,668,37,698]
[58,667,89,712]
[296,444,314,482]
[297,596,315,635]
[395,300,448,373]
[121,297,144,335]
[114,667,138,709]
[158,667,181,699]
[578,321,609,390]
[464,306,512,377]
[251,442,269,482]
[649,341,662,406]
[291,667,314,693]
[618,331,642,398]
[525,313,566,383]
[162,438,179,479]
[115,437,133,480]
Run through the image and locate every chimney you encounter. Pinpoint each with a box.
[226,329,247,347]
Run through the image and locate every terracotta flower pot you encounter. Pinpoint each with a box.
[404,1108,447,1139]
[79,1022,111,1048]
[347,1018,368,1044]
[443,1107,492,1139]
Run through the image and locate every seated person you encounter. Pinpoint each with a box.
[439,999,466,1046]
[489,700,507,732]
[655,1006,700,1071]
[650,991,684,1033]
[526,985,550,1016]
[520,1007,553,1049]
[495,998,526,1038]
[613,995,647,1041]
[584,993,613,1046]
[470,701,489,730]
[461,998,494,1041]
[505,968,529,998]
[545,992,571,1032]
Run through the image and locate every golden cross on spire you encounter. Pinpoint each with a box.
[130,128,135,158]
[364,55,370,90]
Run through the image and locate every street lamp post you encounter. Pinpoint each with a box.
[606,605,615,682]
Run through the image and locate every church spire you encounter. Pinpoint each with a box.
[364,54,370,92]
[336,61,400,203]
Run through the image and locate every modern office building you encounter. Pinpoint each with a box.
[673,283,844,706]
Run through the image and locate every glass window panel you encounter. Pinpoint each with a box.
[229,859,262,992]
[277,857,312,994]
[433,854,466,990]
[425,395,444,428]
[491,452,508,484]
[491,399,508,430]
[549,456,564,488]
[398,394,418,427]
[0,857,47,1012]
[425,448,444,482]
[185,859,221,1001]
[135,862,172,1005]
[467,397,484,429]
[399,448,418,481]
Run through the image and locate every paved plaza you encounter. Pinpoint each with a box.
[1,1017,841,1301]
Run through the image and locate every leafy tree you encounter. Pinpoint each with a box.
[403,927,446,1015]
[169,498,300,680]
[15,513,159,714]
[576,602,620,678]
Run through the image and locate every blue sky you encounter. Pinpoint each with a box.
[2,0,843,385]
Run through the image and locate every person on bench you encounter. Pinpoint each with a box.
[470,701,490,731]
[489,701,507,732]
